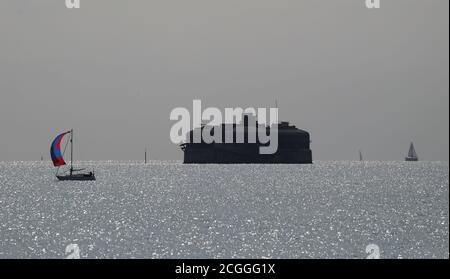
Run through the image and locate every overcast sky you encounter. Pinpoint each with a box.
[0,0,448,161]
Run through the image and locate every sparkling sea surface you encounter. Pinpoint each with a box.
[0,161,448,259]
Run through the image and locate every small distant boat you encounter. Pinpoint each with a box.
[405,142,418,161]
[359,149,363,161]
[50,129,95,181]
[145,148,147,164]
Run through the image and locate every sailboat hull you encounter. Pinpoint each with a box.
[57,173,96,181]
[405,157,418,162]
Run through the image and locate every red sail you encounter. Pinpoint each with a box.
[50,132,69,167]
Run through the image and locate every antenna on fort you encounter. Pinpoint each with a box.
[275,99,280,124]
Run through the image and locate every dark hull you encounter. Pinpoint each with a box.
[182,120,313,164]
[57,173,96,181]
[405,157,418,161]
[183,144,312,164]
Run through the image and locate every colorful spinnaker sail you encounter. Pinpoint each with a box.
[50,131,69,167]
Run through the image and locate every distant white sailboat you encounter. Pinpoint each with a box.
[405,142,418,161]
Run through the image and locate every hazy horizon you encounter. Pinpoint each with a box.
[1,0,448,161]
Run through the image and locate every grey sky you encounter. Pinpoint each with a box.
[0,0,448,161]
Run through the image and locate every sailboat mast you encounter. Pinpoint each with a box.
[70,129,73,175]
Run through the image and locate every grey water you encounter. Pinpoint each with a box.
[0,161,448,259]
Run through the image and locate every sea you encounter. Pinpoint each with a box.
[0,161,448,259]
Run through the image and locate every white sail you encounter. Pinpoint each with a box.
[405,142,418,161]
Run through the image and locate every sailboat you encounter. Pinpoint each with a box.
[50,129,96,181]
[405,142,418,161]
[359,149,363,161]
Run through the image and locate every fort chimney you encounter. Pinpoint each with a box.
[243,114,249,126]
